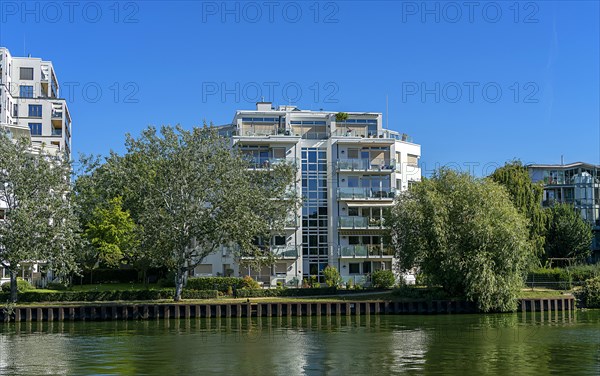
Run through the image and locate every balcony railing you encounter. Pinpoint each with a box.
[337,187,396,200]
[338,245,394,258]
[241,245,299,259]
[51,129,62,136]
[271,245,299,258]
[338,216,384,229]
[337,158,395,172]
[51,111,62,119]
[246,157,297,169]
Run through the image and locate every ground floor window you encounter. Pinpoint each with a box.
[349,263,360,274]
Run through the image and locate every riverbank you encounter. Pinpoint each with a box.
[0,294,576,322]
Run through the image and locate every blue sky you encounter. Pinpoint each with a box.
[1,1,598,175]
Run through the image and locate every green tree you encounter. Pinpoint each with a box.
[544,203,592,262]
[84,196,140,268]
[111,125,296,300]
[386,169,532,312]
[0,133,80,302]
[371,270,396,289]
[323,266,342,288]
[489,161,547,261]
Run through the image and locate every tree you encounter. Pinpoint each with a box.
[83,196,140,269]
[386,169,532,312]
[544,203,592,262]
[323,266,342,288]
[0,133,79,302]
[112,125,296,300]
[489,161,547,262]
[371,270,395,289]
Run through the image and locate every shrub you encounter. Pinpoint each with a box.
[323,266,342,288]
[371,270,396,289]
[240,276,260,290]
[526,268,572,289]
[566,264,600,284]
[578,277,600,308]
[0,288,219,303]
[1,278,34,293]
[187,277,242,292]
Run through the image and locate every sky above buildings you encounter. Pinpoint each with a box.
[1,1,598,175]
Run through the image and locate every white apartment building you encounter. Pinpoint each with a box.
[0,47,72,158]
[528,162,600,262]
[197,103,421,287]
[0,47,72,286]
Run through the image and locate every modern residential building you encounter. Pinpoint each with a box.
[196,102,421,286]
[527,162,600,262]
[0,47,73,286]
[0,47,72,158]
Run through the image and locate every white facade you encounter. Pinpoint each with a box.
[198,103,421,287]
[0,47,72,158]
[0,47,72,286]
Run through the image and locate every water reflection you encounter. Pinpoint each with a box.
[0,310,598,375]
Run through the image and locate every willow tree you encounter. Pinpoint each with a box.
[112,125,296,300]
[489,161,547,262]
[386,169,532,312]
[0,133,79,302]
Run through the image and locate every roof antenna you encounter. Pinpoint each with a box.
[561,155,564,166]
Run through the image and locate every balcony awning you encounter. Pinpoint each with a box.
[345,201,395,207]
[339,229,386,235]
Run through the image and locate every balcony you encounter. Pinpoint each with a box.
[51,129,62,137]
[338,245,394,258]
[246,157,297,169]
[336,158,395,172]
[337,187,396,200]
[338,216,384,229]
[241,245,299,259]
[271,245,299,258]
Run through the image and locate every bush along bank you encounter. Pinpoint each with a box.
[0,289,218,303]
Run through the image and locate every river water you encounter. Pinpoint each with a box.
[0,309,598,375]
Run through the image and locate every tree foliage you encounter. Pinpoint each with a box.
[489,161,547,261]
[323,266,342,288]
[84,196,140,268]
[83,125,297,300]
[0,133,79,302]
[386,169,532,312]
[544,203,592,262]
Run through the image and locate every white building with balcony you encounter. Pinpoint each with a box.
[527,162,600,262]
[197,103,421,287]
[0,47,73,286]
[0,47,72,158]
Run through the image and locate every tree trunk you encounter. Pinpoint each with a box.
[9,269,18,303]
[174,269,185,301]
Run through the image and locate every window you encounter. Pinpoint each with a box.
[28,104,42,117]
[407,154,419,167]
[28,123,42,136]
[196,264,212,275]
[12,104,18,117]
[349,263,360,274]
[20,67,34,80]
[20,85,33,98]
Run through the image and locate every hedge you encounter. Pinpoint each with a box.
[577,277,600,308]
[233,287,381,298]
[187,277,243,292]
[527,265,600,290]
[0,289,218,303]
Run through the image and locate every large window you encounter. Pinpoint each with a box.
[349,263,360,274]
[20,67,34,80]
[28,104,42,117]
[20,85,33,98]
[28,123,42,136]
